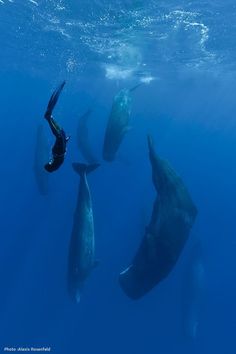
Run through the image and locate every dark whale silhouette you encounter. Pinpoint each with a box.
[119,135,197,299]
[68,163,100,303]
[102,85,140,162]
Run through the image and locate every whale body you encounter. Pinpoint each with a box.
[119,135,197,299]
[68,163,99,302]
[102,88,132,162]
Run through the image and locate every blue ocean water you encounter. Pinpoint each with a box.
[0,1,236,353]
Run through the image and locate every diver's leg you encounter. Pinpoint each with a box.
[44,81,66,119]
[46,117,62,138]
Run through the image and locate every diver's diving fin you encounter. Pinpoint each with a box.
[45,80,66,119]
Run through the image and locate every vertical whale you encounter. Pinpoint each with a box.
[68,163,99,303]
[102,85,140,162]
[33,124,49,195]
[119,135,197,299]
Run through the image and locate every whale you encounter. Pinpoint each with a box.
[102,85,140,162]
[77,109,97,164]
[119,135,197,299]
[33,124,49,195]
[68,162,99,303]
[182,240,205,340]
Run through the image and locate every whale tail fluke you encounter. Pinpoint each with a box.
[72,163,100,176]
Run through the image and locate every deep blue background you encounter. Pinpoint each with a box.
[0,1,236,354]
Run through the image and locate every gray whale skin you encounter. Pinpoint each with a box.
[119,135,197,299]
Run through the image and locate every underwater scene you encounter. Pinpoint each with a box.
[0,1,235,353]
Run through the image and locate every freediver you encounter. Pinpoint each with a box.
[44,81,70,173]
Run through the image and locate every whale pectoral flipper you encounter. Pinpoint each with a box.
[72,162,100,176]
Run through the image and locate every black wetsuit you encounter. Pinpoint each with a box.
[44,116,68,172]
[43,80,69,173]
